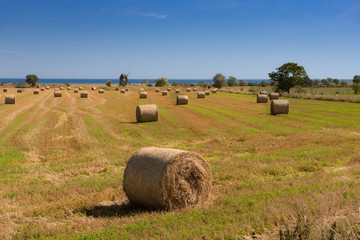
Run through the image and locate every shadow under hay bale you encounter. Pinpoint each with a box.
[270,92,279,100]
[271,100,289,115]
[197,92,205,98]
[257,94,268,103]
[5,95,15,104]
[136,104,158,123]
[123,147,212,210]
[139,91,148,99]
[176,95,188,105]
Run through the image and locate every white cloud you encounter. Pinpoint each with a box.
[134,12,167,19]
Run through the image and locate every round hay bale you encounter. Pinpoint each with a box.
[5,95,15,104]
[139,91,148,99]
[54,91,62,97]
[139,88,144,92]
[167,88,171,92]
[79,87,83,90]
[186,88,191,92]
[74,89,79,93]
[17,89,23,93]
[205,91,210,95]
[269,92,279,100]
[99,89,104,93]
[155,89,160,92]
[162,91,168,96]
[271,100,289,115]
[125,88,129,91]
[193,88,197,91]
[41,87,45,91]
[67,87,71,90]
[257,94,268,103]
[46,86,50,89]
[175,89,180,94]
[3,89,7,92]
[260,91,267,95]
[136,104,158,122]
[197,92,205,98]
[176,95,188,105]
[120,89,126,93]
[115,88,119,91]
[123,147,212,210]
[92,87,96,90]
[212,89,217,94]
[80,91,88,98]
[33,90,39,94]
[59,87,64,90]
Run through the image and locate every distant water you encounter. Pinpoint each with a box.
[0,78,353,84]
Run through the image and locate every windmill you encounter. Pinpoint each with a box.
[119,71,131,86]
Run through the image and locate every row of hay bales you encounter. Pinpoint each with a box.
[256,91,289,115]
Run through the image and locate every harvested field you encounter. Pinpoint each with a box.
[1,89,360,239]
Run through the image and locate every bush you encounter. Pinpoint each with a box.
[239,80,247,86]
[155,78,168,87]
[213,73,227,88]
[352,83,360,94]
[105,80,112,87]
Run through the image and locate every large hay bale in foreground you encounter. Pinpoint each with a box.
[80,92,88,98]
[3,89,7,92]
[99,89,104,93]
[162,91,168,96]
[123,147,212,210]
[176,95,188,105]
[271,100,289,115]
[205,91,210,95]
[269,93,279,100]
[186,88,191,92]
[17,89,23,93]
[257,94,268,103]
[120,89,126,93]
[155,89,160,92]
[33,90,39,94]
[136,104,158,122]
[197,92,205,98]
[139,91,148,99]
[54,91,62,97]
[5,95,15,104]
[74,89,79,93]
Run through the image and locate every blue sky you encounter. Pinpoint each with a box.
[1,0,360,79]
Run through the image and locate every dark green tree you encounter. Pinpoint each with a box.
[353,75,360,84]
[141,79,149,84]
[25,74,39,87]
[341,80,348,87]
[105,80,112,87]
[302,76,313,87]
[268,63,307,93]
[239,80,247,86]
[260,80,268,87]
[155,78,168,87]
[227,76,238,86]
[352,84,360,94]
[321,79,331,87]
[213,73,227,88]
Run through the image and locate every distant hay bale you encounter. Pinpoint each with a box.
[125,88,129,91]
[5,95,15,104]
[197,92,205,98]
[260,91,267,94]
[79,87,83,90]
[80,91,88,98]
[271,100,289,115]
[59,87,64,90]
[136,104,158,122]
[46,86,50,89]
[269,93,279,100]
[74,89,79,93]
[123,147,212,210]
[3,88,7,92]
[155,89,160,92]
[167,88,171,92]
[17,89,23,93]
[139,91,148,99]
[41,87,45,91]
[193,88,197,91]
[205,91,210,95]
[67,87,71,90]
[54,91,62,97]
[139,88,144,92]
[162,91,168,96]
[176,95,188,105]
[186,88,191,92]
[92,87,96,90]
[99,89,104,93]
[33,90,39,94]
[115,88,119,91]
[212,89,217,93]
[257,94,268,103]
[120,89,126,93]
[175,89,180,94]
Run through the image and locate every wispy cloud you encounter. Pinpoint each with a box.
[100,8,167,19]
[136,12,167,19]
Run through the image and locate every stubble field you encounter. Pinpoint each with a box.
[0,87,360,239]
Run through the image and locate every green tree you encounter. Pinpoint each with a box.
[25,74,39,87]
[213,73,227,88]
[260,80,268,87]
[332,78,340,85]
[268,62,307,93]
[321,79,331,87]
[353,75,360,84]
[341,80,348,87]
[352,84,360,94]
[302,76,313,87]
[239,80,247,86]
[141,79,149,84]
[105,80,112,87]
[227,76,238,86]
[155,78,169,87]
[313,79,320,86]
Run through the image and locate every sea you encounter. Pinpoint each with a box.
[0,78,353,84]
